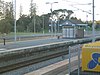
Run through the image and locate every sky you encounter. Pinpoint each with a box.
[4,0,100,21]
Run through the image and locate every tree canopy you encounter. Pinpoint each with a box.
[0,1,94,34]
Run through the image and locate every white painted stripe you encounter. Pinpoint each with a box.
[0,49,6,51]
[65,74,69,75]
[0,40,77,53]
[0,49,6,53]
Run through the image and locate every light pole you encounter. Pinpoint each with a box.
[92,0,95,42]
[46,2,58,36]
[42,12,45,34]
[54,20,57,36]
[34,14,36,33]
[85,12,88,36]
[13,0,16,42]
[14,0,16,42]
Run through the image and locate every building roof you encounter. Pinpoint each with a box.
[60,19,88,27]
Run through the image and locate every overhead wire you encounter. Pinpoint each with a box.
[62,0,100,15]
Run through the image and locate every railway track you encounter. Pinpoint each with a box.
[0,47,68,74]
[1,35,100,74]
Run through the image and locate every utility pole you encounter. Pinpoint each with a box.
[57,18,60,33]
[30,0,33,17]
[34,13,36,33]
[46,2,58,36]
[13,0,16,42]
[14,0,16,42]
[42,12,45,34]
[49,3,53,36]
[54,21,57,36]
[30,0,36,33]
[92,0,95,42]
[85,13,88,35]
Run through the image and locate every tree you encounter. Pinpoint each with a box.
[88,21,92,28]
[0,2,13,34]
[19,4,23,18]
[16,15,31,32]
[15,8,75,33]
[5,2,14,32]
[0,19,11,34]
[0,0,4,18]
[66,10,73,19]
[29,0,37,17]
[51,9,74,32]
[28,15,42,32]
[70,17,78,20]
[29,0,37,33]
[40,14,50,32]
[40,13,52,32]
[52,9,74,23]
[95,20,100,29]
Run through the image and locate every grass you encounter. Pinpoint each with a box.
[0,32,35,43]
[0,32,47,37]
[0,32,50,43]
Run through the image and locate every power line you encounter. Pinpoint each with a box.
[68,4,100,16]
[69,5,92,14]
[63,0,92,6]
[63,0,100,16]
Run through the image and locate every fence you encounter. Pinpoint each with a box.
[68,44,82,75]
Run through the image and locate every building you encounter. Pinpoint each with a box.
[60,19,88,38]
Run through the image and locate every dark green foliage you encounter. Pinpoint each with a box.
[0,19,11,34]
[0,2,13,34]
[0,6,91,34]
[16,14,48,33]
[17,15,31,32]
[40,14,50,32]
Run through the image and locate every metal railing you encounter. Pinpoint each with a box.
[68,44,82,75]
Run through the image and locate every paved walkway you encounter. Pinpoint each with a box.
[0,38,75,50]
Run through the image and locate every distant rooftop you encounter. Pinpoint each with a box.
[60,19,87,26]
